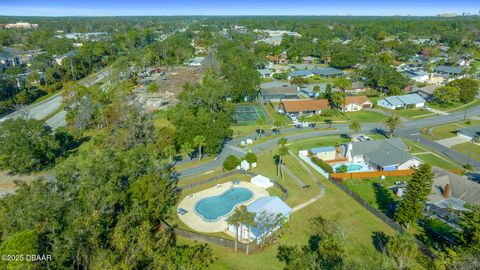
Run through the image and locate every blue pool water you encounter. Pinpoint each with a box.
[332,162,372,172]
[195,187,253,222]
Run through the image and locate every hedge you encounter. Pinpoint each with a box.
[311,156,333,173]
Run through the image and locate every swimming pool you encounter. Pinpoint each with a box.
[332,162,372,172]
[195,187,253,222]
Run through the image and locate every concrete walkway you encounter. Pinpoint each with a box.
[427,107,449,115]
[282,165,307,188]
[436,136,470,148]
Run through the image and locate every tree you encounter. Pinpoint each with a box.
[433,86,460,104]
[447,78,479,103]
[394,163,434,227]
[256,117,266,138]
[239,206,256,256]
[277,137,288,178]
[0,230,39,270]
[383,233,419,269]
[384,114,401,138]
[193,135,207,160]
[290,77,307,87]
[349,120,361,137]
[256,211,284,248]
[334,78,352,91]
[0,118,61,173]
[244,150,257,165]
[223,155,240,171]
[227,207,243,252]
[312,85,321,97]
[162,145,176,163]
[180,142,193,161]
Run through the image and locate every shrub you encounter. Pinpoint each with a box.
[336,164,348,173]
[311,156,333,173]
[223,155,240,171]
[244,151,257,164]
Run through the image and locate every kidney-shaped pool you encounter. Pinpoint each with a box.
[195,187,253,222]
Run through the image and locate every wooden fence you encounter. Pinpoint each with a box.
[330,169,414,180]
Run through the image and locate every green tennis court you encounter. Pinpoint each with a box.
[232,104,270,125]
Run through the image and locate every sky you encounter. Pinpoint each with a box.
[0,0,479,16]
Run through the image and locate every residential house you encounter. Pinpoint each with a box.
[377,94,426,110]
[303,56,317,64]
[3,22,38,29]
[457,125,480,143]
[298,83,326,98]
[345,138,422,171]
[186,57,205,67]
[413,85,440,101]
[288,67,343,79]
[343,96,372,112]
[279,99,331,116]
[348,81,369,93]
[405,69,429,83]
[260,86,298,101]
[434,65,464,76]
[0,49,21,69]
[309,146,336,161]
[53,50,78,65]
[228,196,292,243]
[426,74,446,85]
[257,69,272,78]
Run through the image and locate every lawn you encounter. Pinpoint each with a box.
[427,99,480,113]
[343,176,410,215]
[177,169,396,270]
[299,110,388,123]
[424,120,480,141]
[452,142,480,162]
[287,135,352,154]
[262,102,291,126]
[414,153,462,170]
[393,109,435,119]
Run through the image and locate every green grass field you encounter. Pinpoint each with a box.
[414,153,462,170]
[343,176,410,214]
[299,110,388,123]
[452,142,480,162]
[424,120,480,141]
[393,109,435,119]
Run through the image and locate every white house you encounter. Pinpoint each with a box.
[457,125,480,143]
[343,96,372,112]
[228,197,292,243]
[309,146,336,161]
[377,94,425,110]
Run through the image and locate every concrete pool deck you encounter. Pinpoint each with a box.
[177,181,269,233]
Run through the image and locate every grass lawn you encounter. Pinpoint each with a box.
[393,109,435,119]
[414,153,462,170]
[452,142,480,162]
[177,169,395,270]
[346,110,388,122]
[262,102,291,126]
[424,120,480,141]
[427,99,480,113]
[287,135,351,154]
[174,156,216,171]
[32,89,62,105]
[305,77,335,84]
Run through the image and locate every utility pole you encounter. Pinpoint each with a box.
[463,105,467,121]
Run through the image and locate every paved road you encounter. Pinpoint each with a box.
[0,92,63,122]
[178,102,480,178]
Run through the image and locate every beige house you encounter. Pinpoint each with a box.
[343,96,372,112]
[309,146,336,161]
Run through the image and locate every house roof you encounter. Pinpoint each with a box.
[429,166,480,206]
[310,146,336,154]
[434,65,464,74]
[414,85,440,95]
[344,95,370,105]
[280,99,330,113]
[247,196,292,217]
[381,94,426,106]
[311,67,343,76]
[458,125,480,139]
[289,70,312,77]
[351,81,366,89]
[257,69,271,76]
[260,86,297,96]
[351,138,417,167]
[299,83,327,94]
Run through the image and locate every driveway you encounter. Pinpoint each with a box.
[436,136,471,148]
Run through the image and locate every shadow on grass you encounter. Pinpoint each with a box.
[373,183,395,217]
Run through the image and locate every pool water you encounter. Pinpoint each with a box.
[333,162,370,172]
[195,187,253,222]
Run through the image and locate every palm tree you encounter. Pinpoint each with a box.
[162,145,176,163]
[384,114,401,138]
[349,120,361,139]
[227,207,242,252]
[243,210,256,256]
[180,142,193,161]
[277,138,288,177]
[256,117,266,138]
[193,135,207,160]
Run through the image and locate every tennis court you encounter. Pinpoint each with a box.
[232,104,270,125]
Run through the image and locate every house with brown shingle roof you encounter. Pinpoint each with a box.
[279,99,331,116]
[343,96,372,112]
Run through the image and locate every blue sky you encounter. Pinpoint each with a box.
[1,0,479,16]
